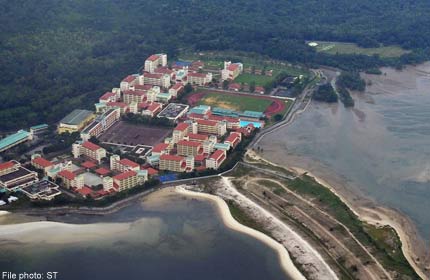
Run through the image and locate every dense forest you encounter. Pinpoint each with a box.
[2,0,430,130]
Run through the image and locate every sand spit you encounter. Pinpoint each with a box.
[177,177,339,280]
[290,167,428,280]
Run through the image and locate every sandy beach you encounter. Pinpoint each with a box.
[175,186,307,280]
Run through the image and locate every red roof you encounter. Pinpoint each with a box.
[95,167,111,176]
[188,113,207,120]
[154,67,174,75]
[122,75,136,83]
[160,154,184,162]
[76,186,92,196]
[124,90,146,96]
[0,161,16,171]
[177,140,201,147]
[227,64,239,71]
[32,157,53,168]
[196,119,218,126]
[208,115,239,123]
[100,92,116,101]
[228,83,241,90]
[210,150,225,160]
[188,133,208,141]
[134,84,153,91]
[194,154,206,162]
[113,170,137,181]
[255,86,265,92]
[138,102,150,109]
[82,141,102,151]
[107,102,128,108]
[144,72,163,79]
[171,83,183,90]
[58,170,76,180]
[145,167,159,176]
[192,61,204,67]
[119,158,139,168]
[147,54,160,61]
[147,103,161,112]
[82,161,97,169]
[174,122,189,132]
[152,143,169,153]
[188,72,207,78]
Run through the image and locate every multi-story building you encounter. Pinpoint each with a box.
[112,170,141,192]
[159,154,186,172]
[123,90,146,104]
[31,156,54,175]
[221,61,243,81]
[187,72,212,86]
[120,75,137,91]
[110,155,140,172]
[186,133,208,143]
[172,123,189,143]
[57,170,84,189]
[144,54,167,73]
[143,72,171,88]
[106,102,128,114]
[141,102,162,117]
[58,109,94,134]
[0,161,39,191]
[168,83,184,97]
[80,108,121,141]
[151,143,171,156]
[176,140,203,157]
[103,176,114,191]
[224,132,242,149]
[206,150,227,170]
[196,119,227,136]
[72,141,106,163]
[154,67,174,81]
[99,92,118,103]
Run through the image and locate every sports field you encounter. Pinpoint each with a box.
[311,41,408,58]
[197,92,272,112]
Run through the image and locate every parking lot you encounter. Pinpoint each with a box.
[99,121,172,147]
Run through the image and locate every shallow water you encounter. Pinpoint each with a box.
[260,63,430,242]
[0,191,291,280]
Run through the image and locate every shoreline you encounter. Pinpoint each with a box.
[175,186,307,280]
[289,166,429,280]
[246,150,428,279]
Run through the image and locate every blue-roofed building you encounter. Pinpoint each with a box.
[212,107,239,118]
[214,143,231,151]
[239,110,265,120]
[156,92,172,103]
[188,105,211,115]
[0,130,32,153]
[173,61,192,67]
[30,124,49,134]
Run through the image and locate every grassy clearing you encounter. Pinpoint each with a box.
[198,92,273,112]
[235,73,275,87]
[311,41,408,58]
[227,200,270,235]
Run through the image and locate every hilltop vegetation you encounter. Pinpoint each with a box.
[1,0,430,130]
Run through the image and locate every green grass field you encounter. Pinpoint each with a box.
[197,92,272,112]
[234,73,274,86]
[311,41,408,58]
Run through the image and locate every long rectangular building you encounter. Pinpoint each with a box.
[0,130,33,153]
[58,109,94,134]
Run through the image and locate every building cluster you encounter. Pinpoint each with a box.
[147,105,257,173]
[0,160,61,200]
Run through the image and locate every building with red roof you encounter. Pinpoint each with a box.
[110,155,140,173]
[72,141,106,164]
[0,161,38,191]
[95,167,111,176]
[151,143,170,155]
[120,75,137,91]
[188,72,212,86]
[255,86,265,94]
[123,90,146,104]
[31,157,54,174]
[58,170,84,189]
[159,154,186,172]
[81,161,97,169]
[113,170,140,192]
[0,161,17,175]
[142,102,162,117]
[224,132,242,149]
[206,149,227,170]
[177,140,203,156]
[196,119,227,136]
[106,102,128,114]
[228,83,241,91]
[172,122,190,143]
[144,54,167,73]
[221,61,243,81]
[99,92,118,103]
[143,72,171,88]
[168,82,184,97]
[187,133,208,142]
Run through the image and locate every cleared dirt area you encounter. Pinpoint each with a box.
[99,121,172,147]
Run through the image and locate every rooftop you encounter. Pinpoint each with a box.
[113,170,137,181]
[0,130,31,151]
[174,123,189,132]
[82,141,102,151]
[177,140,201,147]
[0,161,17,171]
[32,157,54,168]
[152,143,169,153]
[58,170,76,180]
[95,167,111,176]
[160,154,184,162]
[119,158,139,168]
[82,161,97,169]
[60,109,93,125]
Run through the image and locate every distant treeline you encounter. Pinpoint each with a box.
[2,0,430,130]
